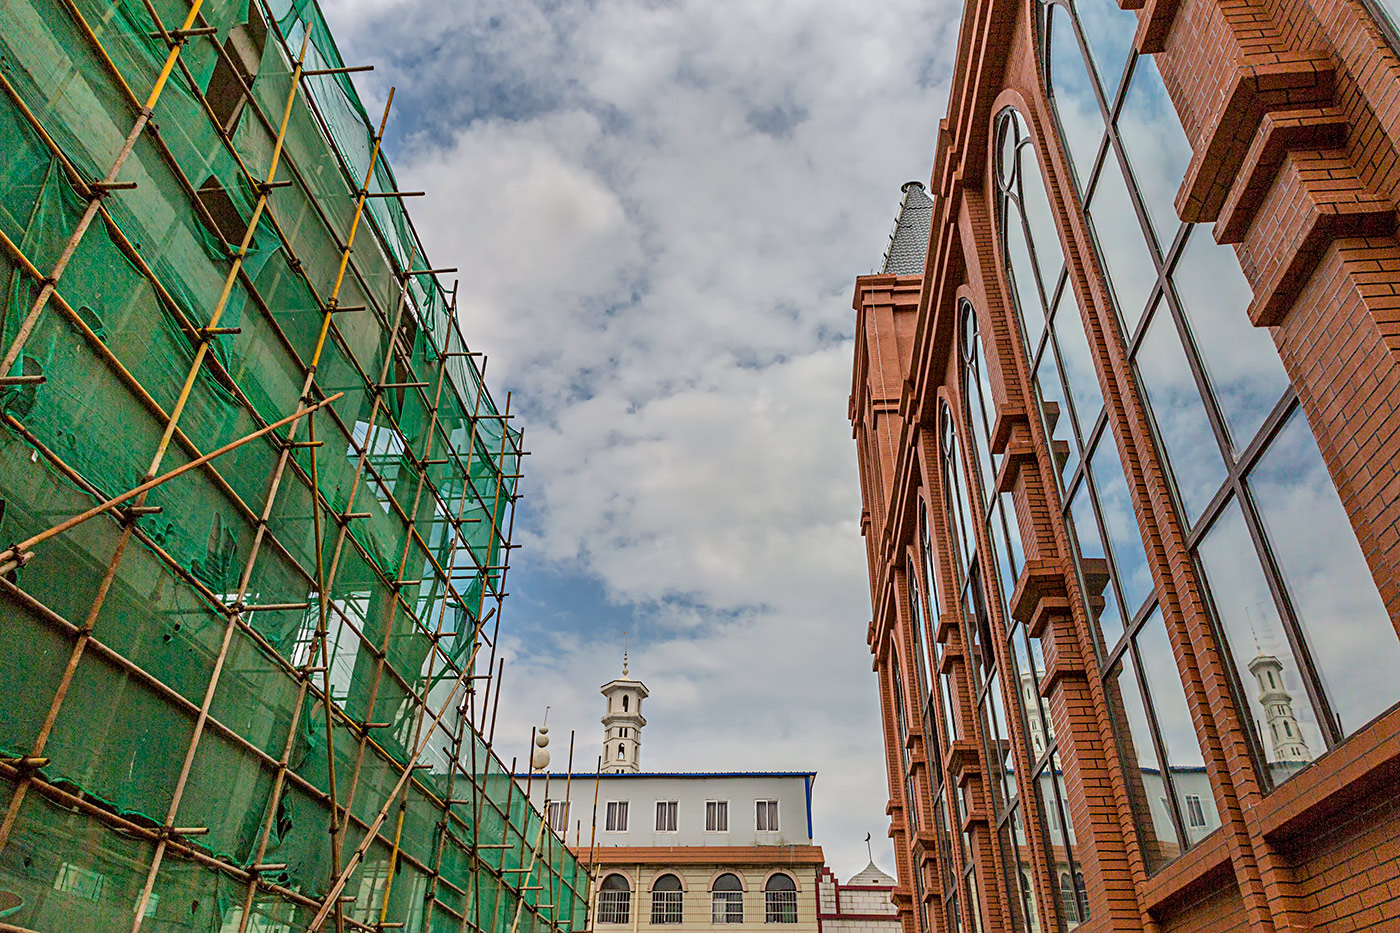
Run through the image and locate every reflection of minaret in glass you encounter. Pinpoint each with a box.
[600,643,648,773]
[1247,653,1311,763]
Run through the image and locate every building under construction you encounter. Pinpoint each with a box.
[0,0,587,930]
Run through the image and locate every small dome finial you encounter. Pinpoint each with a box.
[622,631,629,677]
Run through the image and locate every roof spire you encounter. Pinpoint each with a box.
[622,631,628,677]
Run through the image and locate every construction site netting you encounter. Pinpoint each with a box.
[0,0,589,929]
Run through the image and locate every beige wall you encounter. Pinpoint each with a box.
[588,863,818,932]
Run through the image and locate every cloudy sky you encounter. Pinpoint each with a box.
[320,0,960,877]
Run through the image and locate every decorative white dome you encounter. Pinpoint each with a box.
[845,860,896,887]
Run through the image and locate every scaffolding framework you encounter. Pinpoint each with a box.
[0,0,588,930]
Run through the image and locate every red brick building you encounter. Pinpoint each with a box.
[847,0,1400,930]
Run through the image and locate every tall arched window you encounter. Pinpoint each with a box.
[622,695,629,712]
[1031,0,1400,872]
[763,873,797,923]
[711,873,743,924]
[650,873,682,924]
[597,873,631,924]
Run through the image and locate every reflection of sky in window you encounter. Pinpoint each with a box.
[1075,0,1136,101]
[1107,653,1178,855]
[1068,479,1123,647]
[1047,4,1104,188]
[1170,229,1289,449]
[1050,293,1103,430]
[1089,434,1154,614]
[1249,410,1400,735]
[1005,199,1048,341]
[1018,137,1068,290]
[1033,345,1080,485]
[1116,55,1192,249]
[1195,499,1324,760]
[1135,611,1204,770]
[1086,148,1157,331]
[1134,301,1224,526]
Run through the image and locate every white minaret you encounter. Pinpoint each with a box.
[600,646,648,774]
[1248,653,1311,763]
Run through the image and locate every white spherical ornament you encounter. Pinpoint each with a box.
[531,747,551,770]
[535,732,550,748]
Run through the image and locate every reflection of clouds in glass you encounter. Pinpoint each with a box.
[1018,137,1067,291]
[1075,0,1136,101]
[1090,433,1155,615]
[1087,149,1157,331]
[1047,4,1105,188]
[1170,229,1288,449]
[1051,293,1103,429]
[1134,302,1224,525]
[1136,611,1222,844]
[1006,200,1047,341]
[1250,410,1400,735]
[1033,345,1080,486]
[1195,499,1324,762]
[1117,54,1191,249]
[1068,480,1124,647]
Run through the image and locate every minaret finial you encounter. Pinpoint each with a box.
[622,631,628,677]
[865,832,873,864]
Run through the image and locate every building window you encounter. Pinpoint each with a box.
[1184,795,1206,829]
[755,799,779,832]
[1035,0,1400,817]
[547,800,569,834]
[605,801,629,833]
[598,874,631,924]
[651,874,683,924]
[618,743,626,761]
[622,695,629,712]
[655,800,678,833]
[712,873,743,924]
[1059,872,1078,924]
[763,873,797,923]
[706,800,729,832]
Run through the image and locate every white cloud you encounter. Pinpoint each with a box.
[322,0,959,878]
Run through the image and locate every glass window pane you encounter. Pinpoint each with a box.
[1135,611,1220,847]
[1067,478,1124,650]
[1116,54,1192,248]
[1133,299,1225,525]
[1078,0,1137,101]
[1033,341,1081,487]
[1195,499,1322,785]
[1001,805,1043,933]
[1089,433,1155,616]
[1086,146,1158,332]
[1050,293,1104,432]
[1018,136,1067,291]
[1005,199,1049,344]
[1011,629,1051,762]
[1047,3,1106,188]
[1169,229,1289,449]
[1105,651,1183,870]
[1248,410,1400,735]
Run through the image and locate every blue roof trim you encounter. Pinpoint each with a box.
[804,775,813,842]
[510,771,819,779]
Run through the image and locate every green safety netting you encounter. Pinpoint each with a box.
[0,0,583,930]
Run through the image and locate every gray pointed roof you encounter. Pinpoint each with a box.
[846,860,896,886]
[880,181,934,276]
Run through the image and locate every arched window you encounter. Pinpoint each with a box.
[598,874,631,924]
[650,873,682,924]
[618,744,625,761]
[711,873,743,924]
[622,695,629,712]
[1059,872,1077,924]
[1074,871,1089,922]
[1036,0,1400,880]
[763,873,797,924]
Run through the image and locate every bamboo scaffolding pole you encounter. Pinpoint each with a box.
[0,0,204,375]
[508,773,552,933]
